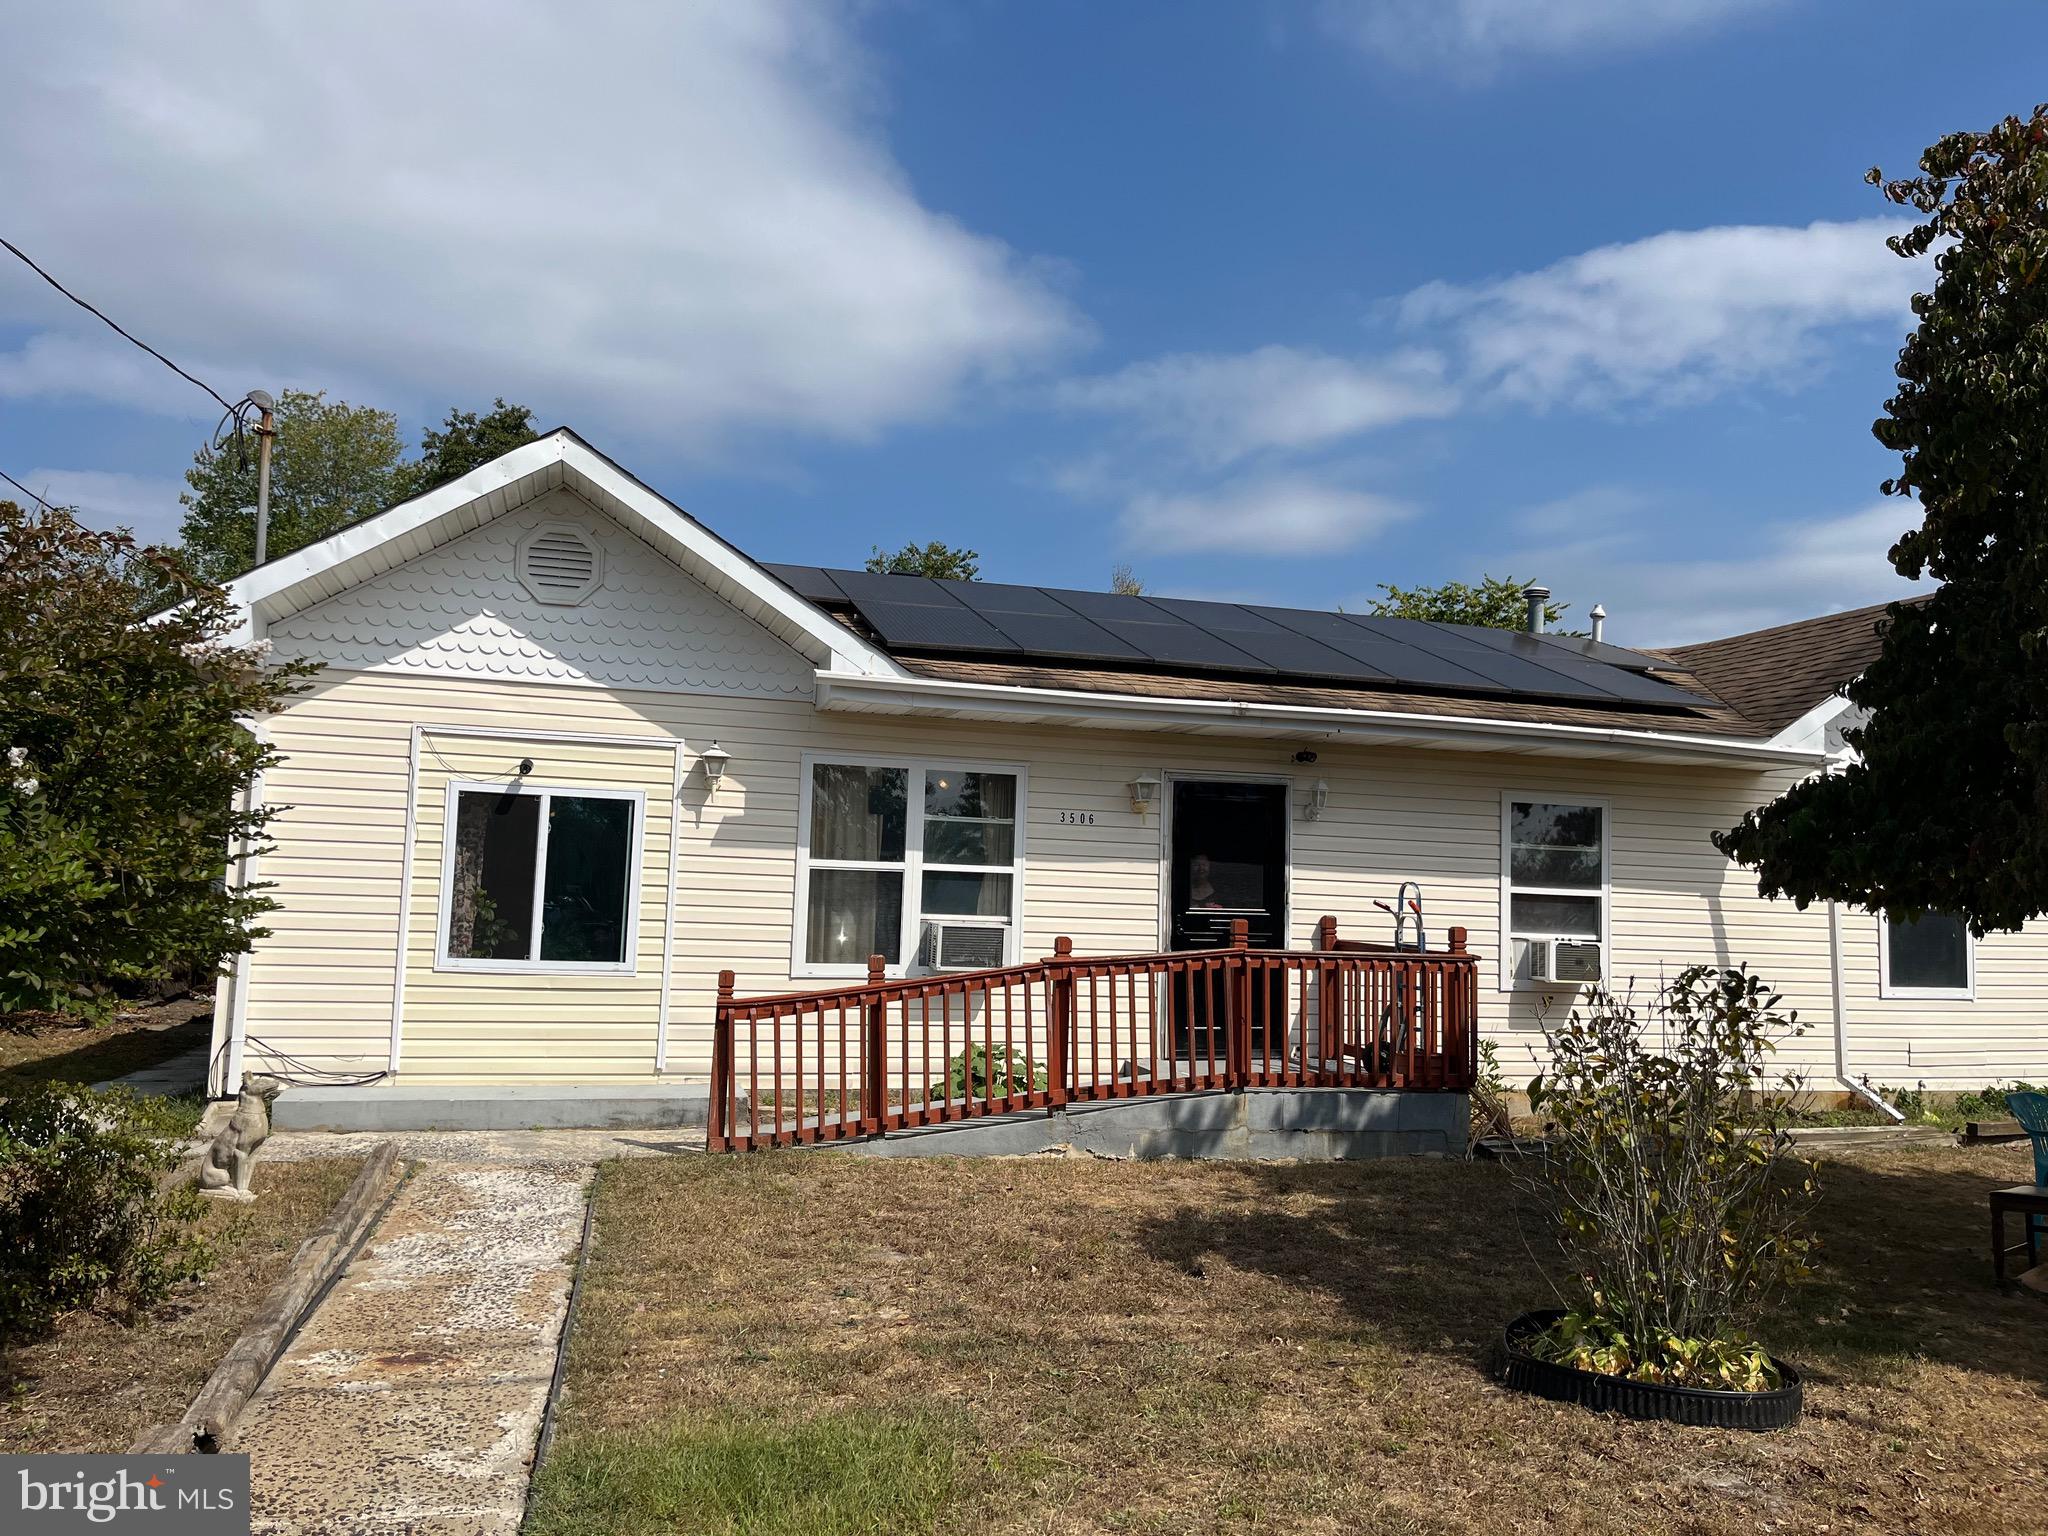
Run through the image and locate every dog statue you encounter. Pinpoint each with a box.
[197,1074,286,1200]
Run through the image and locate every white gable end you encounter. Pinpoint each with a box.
[267,489,814,699]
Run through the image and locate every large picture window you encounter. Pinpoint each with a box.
[797,756,1024,973]
[1501,795,1608,989]
[438,782,643,972]
[1881,911,1973,998]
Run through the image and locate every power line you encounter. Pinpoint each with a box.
[0,235,238,413]
[0,466,58,512]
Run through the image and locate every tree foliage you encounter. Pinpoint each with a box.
[390,398,539,503]
[866,541,980,581]
[1367,574,1566,630]
[1109,563,1144,596]
[0,504,312,1023]
[177,389,403,582]
[1717,106,2048,932]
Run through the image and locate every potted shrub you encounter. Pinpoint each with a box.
[1501,966,1817,1429]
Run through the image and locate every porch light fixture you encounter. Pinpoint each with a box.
[698,741,731,794]
[1305,780,1329,821]
[1128,771,1161,816]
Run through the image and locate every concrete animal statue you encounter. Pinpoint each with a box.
[197,1074,287,1200]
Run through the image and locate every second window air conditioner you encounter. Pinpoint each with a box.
[917,919,1008,972]
[1525,937,1603,985]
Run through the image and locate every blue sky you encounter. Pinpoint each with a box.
[1,1,2040,643]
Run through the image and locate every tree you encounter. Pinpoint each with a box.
[1367,574,1566,630]
[1109,563,1144,596]
[177,389,401,582]
[0,503,311,1023]
[389,398,539,503]
[866,541,980,581]
[1717,106,2048,933]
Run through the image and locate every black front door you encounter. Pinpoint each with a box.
[1168,781,1288,1061]
[1169,779,1288,950]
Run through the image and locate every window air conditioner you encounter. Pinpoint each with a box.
[917,919,1008,972]
[1526,938,1603,985]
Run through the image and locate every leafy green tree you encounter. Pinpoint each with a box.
[1717,106,2048,933]
[390,398,540,503]
[0,503,311,1024]
[1367,574,1566,630]
[177,389,401,582]
[866,542,981,581]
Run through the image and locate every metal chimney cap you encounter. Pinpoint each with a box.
[1521,583,1551,600]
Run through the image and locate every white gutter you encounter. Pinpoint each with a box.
[1829,899,1904,1121]
[814,672,1827,770]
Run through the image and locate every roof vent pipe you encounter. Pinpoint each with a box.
[1590,604,1607,644]
[1522,583,1550,635]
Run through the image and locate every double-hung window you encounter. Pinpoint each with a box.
[1881,911,1974,998]
[438,782,643,972]
[797,756,1024,974]
[1501,794,1608,989]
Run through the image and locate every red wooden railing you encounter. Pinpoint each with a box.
[707,919,1480,1152]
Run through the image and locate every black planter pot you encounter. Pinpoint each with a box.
[1496,1309,1803,1430]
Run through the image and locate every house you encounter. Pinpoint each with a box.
[207,430,2047,1139]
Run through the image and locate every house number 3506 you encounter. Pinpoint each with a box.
[1057,810,1097,826]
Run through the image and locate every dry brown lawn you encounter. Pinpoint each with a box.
[537,1141,2048,1536]
[0,1156,365,1453]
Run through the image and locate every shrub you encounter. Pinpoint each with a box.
[1469,1038,1513,1143]
[0,1081,213,1347]
[934,1044,1045,1103]
[1517,966,1817,1390]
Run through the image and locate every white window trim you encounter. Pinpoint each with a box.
[435,779,646,975]
[1877,912,1976,1000]
[1498,790,1611,995]
[793,751,1028,979]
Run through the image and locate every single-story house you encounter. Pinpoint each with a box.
[206,430,2046,1133]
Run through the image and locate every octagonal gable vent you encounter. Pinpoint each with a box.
[518,524,603,605]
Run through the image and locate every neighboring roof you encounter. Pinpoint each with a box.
[1662,598,1923,736]
[768,563,1718,717]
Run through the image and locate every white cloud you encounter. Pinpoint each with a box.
[1516,499,1932,646]
[1323,0,1784,77]
[0,4,1083,447]
[1121,475,1413,556]
[11,468,187,542]
[1058,345,1455,467]
[1402,219,1917,409]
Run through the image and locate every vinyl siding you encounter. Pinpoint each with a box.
[234,666,2048,1089]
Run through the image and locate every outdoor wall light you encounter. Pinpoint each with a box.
[1128,771,1161,816]
[699,741,731,794]
[1305,780,1329,821]
[516,757,534,777]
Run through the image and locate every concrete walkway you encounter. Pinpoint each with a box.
[229,1159,592,1536]
[97,1043,210,1097]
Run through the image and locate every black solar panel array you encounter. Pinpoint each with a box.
[766,564,1709,709]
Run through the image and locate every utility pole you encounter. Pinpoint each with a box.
[248,389,277,566]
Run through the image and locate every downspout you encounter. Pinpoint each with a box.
[1829,899,1903,1121]
[212,599,269,1098]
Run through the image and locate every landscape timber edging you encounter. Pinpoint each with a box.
[130,1140,408,1454]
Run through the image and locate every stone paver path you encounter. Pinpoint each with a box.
[230,1160,591,1535]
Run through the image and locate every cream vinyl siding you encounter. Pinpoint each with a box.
[235,664,2048,1088]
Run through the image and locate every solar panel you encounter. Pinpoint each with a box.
[853,600,1012,650]
[780,567,1716,711]
[982,611,1147,661]
[765,563,848,603]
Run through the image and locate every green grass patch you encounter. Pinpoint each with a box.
[525,1409,963,1536]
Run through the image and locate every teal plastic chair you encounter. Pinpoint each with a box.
[2008,1091,2048,1251]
